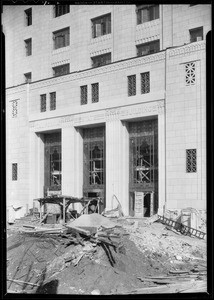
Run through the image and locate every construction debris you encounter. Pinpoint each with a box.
[6,211,207,295]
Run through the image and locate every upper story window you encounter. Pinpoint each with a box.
[80,85,88,105]
[25,38,32,56]
[92,13,111,38]
[137,40,160,56]
[91,53,111,68]
[12,163,18,181]
[25,8,32,26]
[53,64,70,77]
[50,92,56,110]
[128,75,136,97]
[11,100,18,118]
[53,27,70,50]
[54,5,70,17]
[24,72,31,83]
[186,149,197,173]
[91,83,99,103]
[136,5,159,25]
[189,27,203,43]
[40,94,46,112]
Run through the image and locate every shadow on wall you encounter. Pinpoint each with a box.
[35,280,59,294]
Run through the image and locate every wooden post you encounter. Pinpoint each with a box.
[40,201,42,222]
[150,192,154,216]
[63,197,66,224]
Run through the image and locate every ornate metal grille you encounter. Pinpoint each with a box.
[80,85,88,105]
[12,163,17,181]
[83,127,105,190]
[185,62,196,85]
[50,92,56,110]
[44,132,61,192]
[128,75,136,96]
[12,100,18,118]
[129,119,158,192]
[91,83,99,103]
[40,94,46,112]
[141,72,150,94]
[186,149,197,173]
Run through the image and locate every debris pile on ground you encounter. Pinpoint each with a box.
[6,213,207,295]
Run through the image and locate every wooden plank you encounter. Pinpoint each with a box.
[7,278,39,287]
[66,225,91,236]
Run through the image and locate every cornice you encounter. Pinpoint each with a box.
[168,41,206,57]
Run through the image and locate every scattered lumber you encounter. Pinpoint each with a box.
[7,278,39,287]
[66,226,91,237]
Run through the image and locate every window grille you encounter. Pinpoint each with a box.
[12,100,18,118]
[24,72,31,83]
[91,83,99,103]
[53,27,70,50]
[53,64,70,77]
[141,72,150,94]
[50,92,56,110]
[25,8,32,26]
[186,149,197,173]
[185,62,196,85]
[92,14,111,38]
[80,85,88,105]
[136,5,159,25]
[189,27,203,43]
[25,38,32,56]
[91,53,111,68]
[12,163,18,181]
[137,40,160,56]
[128,75,136,97]
[54,5,70,17]
[40,94,46,112]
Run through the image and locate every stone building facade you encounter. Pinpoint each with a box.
[3,4,211,218]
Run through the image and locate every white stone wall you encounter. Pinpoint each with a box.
[165,42,206,210]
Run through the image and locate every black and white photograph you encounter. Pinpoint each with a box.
[1,1,212,296]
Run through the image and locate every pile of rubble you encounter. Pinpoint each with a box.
[6,213,207,295]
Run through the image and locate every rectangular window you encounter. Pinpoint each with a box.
[53,64,70,77]
[91,53,111,68]
[12,163,18,181]
[54,5,70,17]
[185,62,196,85]
[137,40,160,56]
[189,27,203,43]
[53,27,70,50]
[80,85,88,105]
[92,13,111,38]
[50,92,56,110]
[128,75,136,97]
[25,8,32,26]
[141,72,150,94]
[24,72,31,83]
[91,83,99,103]
[12,100,18,118]
[25,38,32,56]
[186,149,197,173]
[40,94,46,112]
[136,5,159,25]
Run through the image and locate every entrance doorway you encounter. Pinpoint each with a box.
[129,119,158,217]
[44,131,61,196]
[83,126,105,213]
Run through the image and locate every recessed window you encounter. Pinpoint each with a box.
[80,85,88,105]
[189,27,203,43]
[50,92,56,110]
[12,163,18,181]
[40,94,46,112]
[54,5,70,17]
[25,8,32,26]
[128,75,136,97]
[25,38,32,56]
[24,72,31,83]
[136,5,159,25]
[11,100,18,118]
[91,83,99,103]
[141,72,150,94]
[92,14,111,38]
[137,40,160,56]
[186,149,197,173]
[185,62,196,85]
[53,27,70,50]
[91,53,111,68]
[53,64,70,77]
